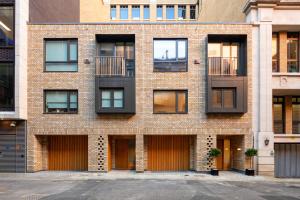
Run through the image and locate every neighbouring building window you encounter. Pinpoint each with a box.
[153,90,187,114]
[273,97,285,134]
[178,5,186,20]
[120,5,128,20]
[157,5,163,20]
[190,5,196,20]
[166,5,174,20]
[0,63,14,111]
[287,32,299,72]
[212,88,236,109]
[110,5,116,20]
[153,39,187,72]
[0,6,14,46]
[292,97,300,134]
[101,89,124,108]
[132,5,140,20]
[144,5,150,20]
[45,90,78,114]
[272,33,279,72]
[45,39,78,72]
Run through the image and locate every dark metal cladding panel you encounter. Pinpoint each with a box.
[0,48,14,62]
[29,0,80,23]
[0,0,14,4]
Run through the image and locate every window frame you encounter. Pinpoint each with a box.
[100,89,124,109]
[153,90,188,114]
[273,96,285,134]
[44,38,78,72]
[211,88,236,109]
[110,5,117,20]
[153,38,188,72]
[44,90,78,114]
[287,32,299,73]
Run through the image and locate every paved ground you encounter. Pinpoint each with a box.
[0,171,299,200]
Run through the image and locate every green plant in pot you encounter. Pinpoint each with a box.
[245,148,258,176]
[209,148,222,176]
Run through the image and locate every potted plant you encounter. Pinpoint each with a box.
[209,148,222,176]
[245,148,258,176]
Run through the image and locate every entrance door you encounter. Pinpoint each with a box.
[115,138,135,170]
[0,135,16,172]
[216,139,231,170]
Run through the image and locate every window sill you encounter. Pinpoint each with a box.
[153,112,188,115]
[43,112,78,115]
[272,72,300,76]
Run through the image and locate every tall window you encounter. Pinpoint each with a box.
[110,5,116,20]
[272,33,279,72]
[166,5,174,20]
[178,5,186,20]
[292,97,300,134]
[157,5,163,20]
[0,63,14,111]
[144,5,150,20]
[0,6,14,46]
[273,97,285,134]
[120,5,128,20]
[45,39,78,72]
[153,39,187,72]
[153,90,187,114]
[190,5,196,20]
[212,88,236,109]
[132,5,140,20]
[287,33,299,72]
[45,90,78,114]
[101,89,124,108]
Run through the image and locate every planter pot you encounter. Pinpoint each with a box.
[211,169,219,176]
[245,169,255,176]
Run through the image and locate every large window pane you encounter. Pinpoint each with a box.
[101,91,111,108]
[46,41,68,62]
[272,33,279,72]
[45,91,78,113]
[0,63,13,111]
[154,91,176,113]
[292,97,300,134]
[144,5,150,20]
[114,90,123,108]
[273,97,284,134]
[110,5,116,20]
[0,7,14,46]
[178,41,186,60]
[132,6,140,20]
[166,6,174,20]
[45,63,78,72]
[178,5,186,19]
[157,5,163,19]
[287,33,299,73]
[70,42,78,61]
[212,89,222,108]
[120,6,128,20]
[154,40,176,61]
[190,5,196,19]
[101,89,124,109]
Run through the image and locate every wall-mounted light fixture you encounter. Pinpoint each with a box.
[10,121,16,127]
[264,137,270,146]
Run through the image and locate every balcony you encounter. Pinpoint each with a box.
[95,34,136,114]
[206,35,248,114]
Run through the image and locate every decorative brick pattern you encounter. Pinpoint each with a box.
[97,135,107,172]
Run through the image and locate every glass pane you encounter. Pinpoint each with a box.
[166,6,174,20]
[132,6,140,19]
[212,89,222,108]
[102,91,111,99]
[208,43,221,57]
[177,92,186,113]
[144,6,150,19]
[287,40,298,60]
[111,6,116,19]
[178,41,186,60]
[70,92,77,104]
[70,42,78,61]
[154,40,176,61]
[116,43,125,57]
[120,6,128,19]
[45,63,78,72]
[223,89,235,108]
[100,43,115,56]
[102,99,111,108]
[125,43,134,59]
[0,63,14,111]
[292,104,300,134]
[114,90,123,99]
[46,91,68,109]
[0,7,14,46]
[272,34,278,60]
[190,6,196,19]
[273,104,283,134]
[222,44,231,57]
[178,6,186,19]
[114,100,123,108]
[231,44,239,58]
[46,41,68,62]
[288,61,298,72]
[157,6,163,19]
[154,91,176,113]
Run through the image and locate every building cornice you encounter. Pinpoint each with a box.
[243,0,300,13]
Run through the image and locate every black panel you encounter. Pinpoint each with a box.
[96,34,135,43]
[95,77,135,114]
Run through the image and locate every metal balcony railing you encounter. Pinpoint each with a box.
[96,56,135,77]
[208,57,238,76]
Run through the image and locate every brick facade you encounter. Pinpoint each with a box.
[27,23,253,172]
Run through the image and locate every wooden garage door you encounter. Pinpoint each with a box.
[48,136,88,171]
[147,136,190,171]
[275,143,300,178]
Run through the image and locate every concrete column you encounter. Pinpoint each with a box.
[162,5,166,20]
[136,135,144,172]
[285,96,293,134]
[174,5,178,20]
[255,23,275,176]
[150,4,156,21]
[186,5,190,19]
[279,32,287,73]
[128,5,132,20]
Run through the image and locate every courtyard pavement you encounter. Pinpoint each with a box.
[0,171,299,200]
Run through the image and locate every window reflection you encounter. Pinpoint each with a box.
[153,91,187,114]
[0,63,13,111]
[0,7,13,46]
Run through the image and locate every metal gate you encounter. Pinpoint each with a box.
[275,143,300,178]
[0,135,16,172]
